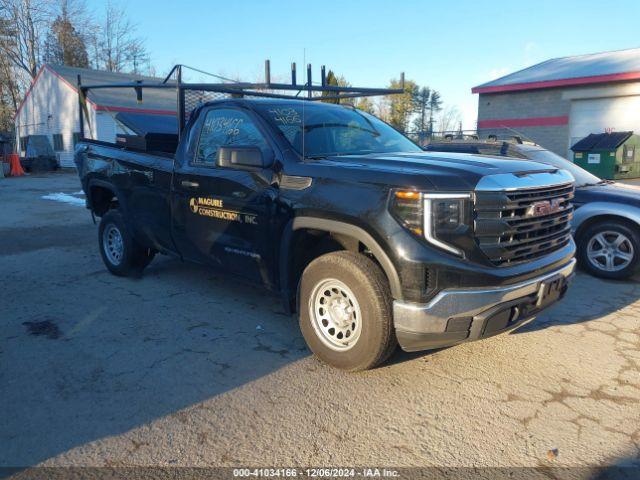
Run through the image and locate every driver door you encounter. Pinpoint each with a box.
[172,107,277,286]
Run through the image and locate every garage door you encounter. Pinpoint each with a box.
[569,95,640,157]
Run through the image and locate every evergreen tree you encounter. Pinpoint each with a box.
[43,14,89,67]
[412,86,431,139]
[428,90,442,135]
[320,70,349,104]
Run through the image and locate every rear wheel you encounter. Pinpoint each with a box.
[98,210,155,276]
[577,220,640,280]
[298,251,397,371]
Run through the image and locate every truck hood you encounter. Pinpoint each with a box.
[313,151,560,190]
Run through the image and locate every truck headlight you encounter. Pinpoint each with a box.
[390,190,424,236]
[424,193,471,256]
[390,191,471,257]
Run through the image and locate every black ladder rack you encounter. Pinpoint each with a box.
[77,60,405,140]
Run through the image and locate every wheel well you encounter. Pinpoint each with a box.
[89,185,118,216]
[286,229,381,312]
[575,214,640,242]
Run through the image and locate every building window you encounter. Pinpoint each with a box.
[52,133,64,151]
[19,136,28,153]
[72,132,81,146]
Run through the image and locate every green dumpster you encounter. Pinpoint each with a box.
[571,131,640,180]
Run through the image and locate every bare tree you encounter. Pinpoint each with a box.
[355,97,376,114]
[93,1,149,73]
[0,0,53,131]
[374,96,389,122]
[0,0,152,131]
[0,0,50,79]
[0,52,19,108]
[0,53,20,130]
[127,38,149,75]
[437,105,462,133]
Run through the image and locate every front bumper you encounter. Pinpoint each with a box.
[393,259,576,352]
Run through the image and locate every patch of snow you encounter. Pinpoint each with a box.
[41,192,86,207]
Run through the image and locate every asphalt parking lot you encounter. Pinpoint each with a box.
[1,172,639,472]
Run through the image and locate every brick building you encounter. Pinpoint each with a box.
[473,48,640,159]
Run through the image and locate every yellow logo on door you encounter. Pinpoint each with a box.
[188,197,257,225]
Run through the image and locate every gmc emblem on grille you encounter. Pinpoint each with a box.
[526,198,562,218]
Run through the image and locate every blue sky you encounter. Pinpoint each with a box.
[86,0,640,129]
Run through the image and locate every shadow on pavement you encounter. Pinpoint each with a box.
[2,252,310,469]
[590,453,640,479]
[513,272,640,334]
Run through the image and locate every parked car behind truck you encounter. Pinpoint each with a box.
[75,69,576,370]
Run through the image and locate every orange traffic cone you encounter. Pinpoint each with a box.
[8,153,24,176]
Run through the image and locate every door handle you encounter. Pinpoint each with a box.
[181,180,200,189]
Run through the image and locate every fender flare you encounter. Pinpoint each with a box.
[86,178,129,216]
[572,202,640,236]
[279,216,403,301]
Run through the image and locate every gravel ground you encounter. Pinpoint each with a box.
[1,173,639,475]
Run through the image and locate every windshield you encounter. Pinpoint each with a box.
[525,148,602,187]
[256,103,422,158]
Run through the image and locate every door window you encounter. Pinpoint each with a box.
[194,108,267,165]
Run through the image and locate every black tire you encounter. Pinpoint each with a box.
[98,210,155,277]
[298,251,397,371]
[577,220,640,280]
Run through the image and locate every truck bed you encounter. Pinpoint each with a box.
[76,139,174,176]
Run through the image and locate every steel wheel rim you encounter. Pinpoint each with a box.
[586,230,634,272]
[309,278,362,351]
[103,224,124,266]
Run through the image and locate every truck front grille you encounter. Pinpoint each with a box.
[474,182,574,266]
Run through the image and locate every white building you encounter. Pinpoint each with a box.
[14,64,176,168]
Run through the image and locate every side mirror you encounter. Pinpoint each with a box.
[217,146,274,170]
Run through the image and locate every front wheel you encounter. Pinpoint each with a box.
[98,210,155,276]
[577,220,640,280]
[298,251,397,371]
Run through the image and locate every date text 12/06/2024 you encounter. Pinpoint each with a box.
[232,468,401,477]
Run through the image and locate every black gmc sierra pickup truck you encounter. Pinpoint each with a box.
[75,79,576,371]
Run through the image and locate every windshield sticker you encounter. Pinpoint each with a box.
[203,117,244,136]
[269,108,301,125]
[189,197,257,225]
